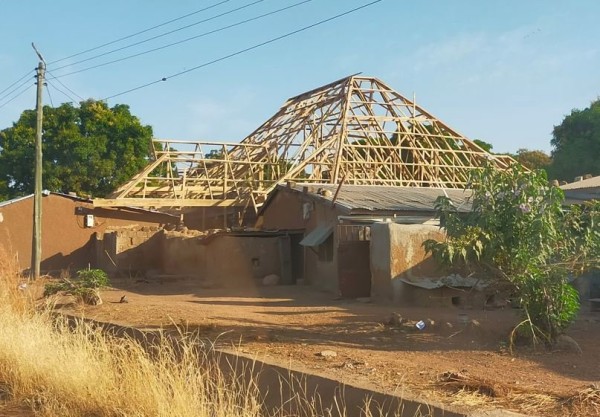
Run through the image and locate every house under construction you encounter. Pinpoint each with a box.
[94,75,513,212]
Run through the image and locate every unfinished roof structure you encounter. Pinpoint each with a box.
[94,75,514,210]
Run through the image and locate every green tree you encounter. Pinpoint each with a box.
[424,164,600,345]
[473,139,494,153]
[514,148,552,171]
[0,100,153,198]
[550,99,600,181]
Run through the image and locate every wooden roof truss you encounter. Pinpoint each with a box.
[95,75,513,209]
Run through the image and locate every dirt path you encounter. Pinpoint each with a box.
[60,279,600,416]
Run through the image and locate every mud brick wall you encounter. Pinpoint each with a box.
[97,226,163,275]
[370,222,488,307]
[161,233,282,287]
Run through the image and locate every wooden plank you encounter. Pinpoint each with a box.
[93,198,241,208]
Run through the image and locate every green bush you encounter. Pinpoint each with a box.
[424,163,600,345]
[44,269,110,298]
[76,269,109,289]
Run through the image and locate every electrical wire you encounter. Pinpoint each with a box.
[0,83,35,110]
[49,0,265,71]
[45,82,55,107]
[49,0,312,79]
[47,0,232,65]
[0,69,34,97]
[101,0,383,101]
[46,79,77,103]
[0,72,36,103]
[46,71,84,101]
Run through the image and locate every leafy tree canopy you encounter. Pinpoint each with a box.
[550,99,600,181]
[513,148,552,171]
[473,139,494,153]
[0,100,153,199]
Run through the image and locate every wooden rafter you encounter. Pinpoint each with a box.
[99,75,514,208]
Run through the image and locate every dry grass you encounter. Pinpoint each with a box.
[0,247,429,417]
[436,369,600,417]
[0,249,263,417]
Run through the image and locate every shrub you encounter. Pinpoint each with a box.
[424,163,600,344]
[43,268,110,299]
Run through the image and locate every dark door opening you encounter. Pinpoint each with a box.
[338,240,371,298]
[290,233,304,284]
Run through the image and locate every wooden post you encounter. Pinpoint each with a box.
[31,49,45,279]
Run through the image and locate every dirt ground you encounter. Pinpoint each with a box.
[58,278,600,417]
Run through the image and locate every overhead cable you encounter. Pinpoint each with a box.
[49,0,312,79]
[46,79,78,103]
[49,0,265,71]
[0,72,36,103]
[102,0,383,101]
[0,69,34,97]
[0,83,35,110]
[47,0,232,65]
[46,71,84,101]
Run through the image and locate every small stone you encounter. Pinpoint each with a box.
[262,274,280,286]
[119,295,128,303]
[317,350,337,358]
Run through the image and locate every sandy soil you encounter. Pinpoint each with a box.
[59,278,600,416]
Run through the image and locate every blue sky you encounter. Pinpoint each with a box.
[1,0,599,154]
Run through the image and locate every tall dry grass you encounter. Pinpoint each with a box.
[0,247,264,417]
[0,247,429,417]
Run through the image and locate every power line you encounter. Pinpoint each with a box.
[0,69,35,97]
[46,71,84,101]
[0,72,36,103]
[49,0,312,79]
[102,0,383,101]
[0,82,35,110]
[47,0,232,65]
[45,83,55,107]
[46,79,77,103]
[49,0,266,72]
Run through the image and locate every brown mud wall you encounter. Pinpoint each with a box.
[0,194,174,272]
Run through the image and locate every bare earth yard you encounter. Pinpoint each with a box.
[59,278,600,416]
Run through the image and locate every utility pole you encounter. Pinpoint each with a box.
[31,43,45,279]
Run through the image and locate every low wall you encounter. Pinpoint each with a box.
[370,223,486,307]
[96,226,163,276]
[161,232,282,286]
[64,316,468,417]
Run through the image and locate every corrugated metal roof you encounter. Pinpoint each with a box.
[0,192,177,218]
[299,224,333,247]
[0,194,33,208]
[560,176,600,191]
[281,184,471,213]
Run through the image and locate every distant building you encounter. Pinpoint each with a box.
[560,175,600,204]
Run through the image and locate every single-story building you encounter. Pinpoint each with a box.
[0,192,176,273]
[560,176,600,302]
[560,175,600,204]
[256,183,486,306]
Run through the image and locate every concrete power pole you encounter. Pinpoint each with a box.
[31,44,45,279]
